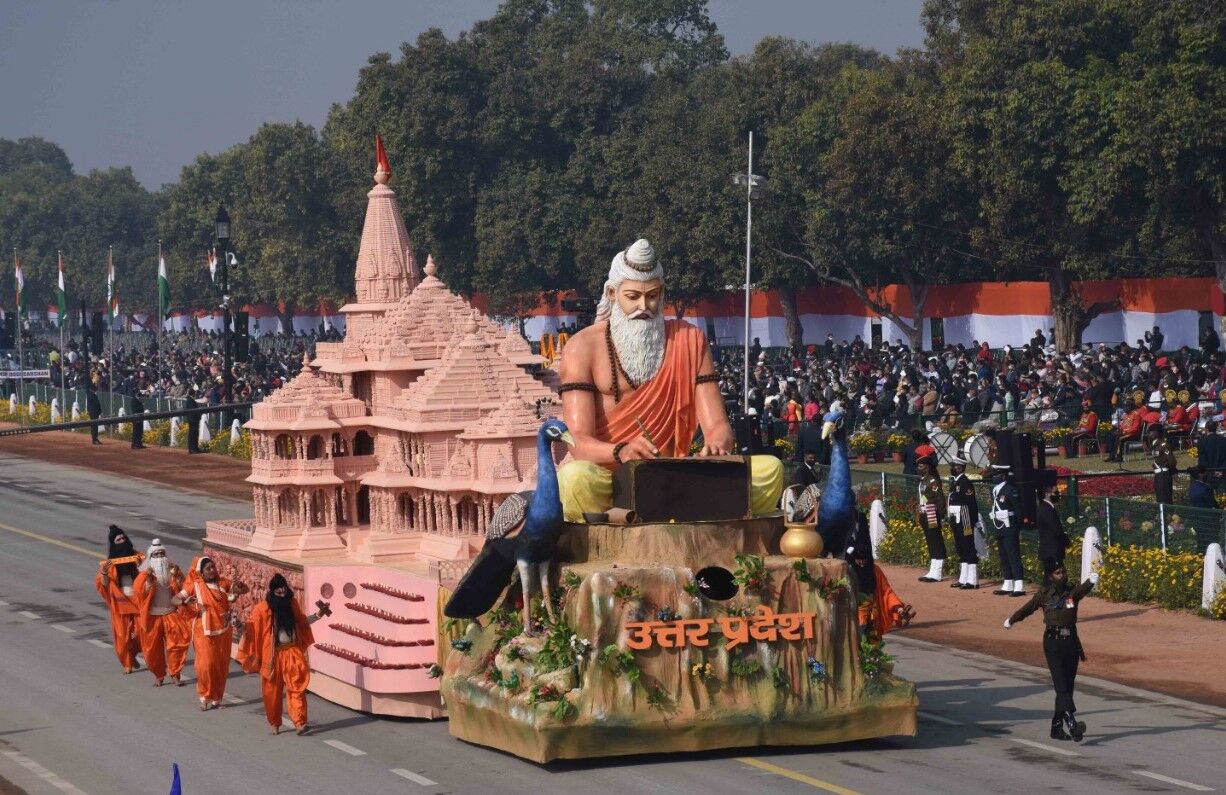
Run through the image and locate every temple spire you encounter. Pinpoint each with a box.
[352,133,418,306]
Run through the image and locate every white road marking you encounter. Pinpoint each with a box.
[391,768,439,786]
[2,749,88,794]
[1134,771,1213,791]
[917,710,962,726]
[0,599,9,606]
[18,610,39,619]
[1010,738,1080,757]
[88,639,111,648]
[323,739,366,756]
[52,624,76,634]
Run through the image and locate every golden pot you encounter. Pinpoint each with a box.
[780,521,824,559]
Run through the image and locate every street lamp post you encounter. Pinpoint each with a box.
[732,132,767,419]
[215,206,232,429]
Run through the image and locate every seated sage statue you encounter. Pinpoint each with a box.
[557,238,783,522]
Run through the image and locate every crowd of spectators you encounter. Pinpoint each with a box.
[711,326,1226,453]
[5,329,326,407]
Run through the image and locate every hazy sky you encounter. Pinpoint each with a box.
[0,1,925,188]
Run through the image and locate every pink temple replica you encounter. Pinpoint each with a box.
[204,150,556,718]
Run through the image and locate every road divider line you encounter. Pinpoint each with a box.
[323,739,366,756]
[1134,771,1213,791]
[1010,738,1080,757]
[88,639,111,648]
[737,758,863,794]
[52,624,76,633]
[2,749,88,794]
[391,769,439,786]
[917,710,963,726]
[18,610,39,620]
[0,521,96,558]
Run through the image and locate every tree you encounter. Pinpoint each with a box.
[924,0,1167,351]
[764,56,979,351]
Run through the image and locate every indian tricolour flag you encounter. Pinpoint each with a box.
[56,252,67,326]
[158,253,171,317]
[14,254,25,316]
[106,248,118,320]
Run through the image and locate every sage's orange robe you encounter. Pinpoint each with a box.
[594,319,706,460]
[94,556,144,670]
[238,601,315,729]
[133,571,191,681]
[184,575,236,703]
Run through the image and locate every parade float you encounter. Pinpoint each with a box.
[204,139,917,757]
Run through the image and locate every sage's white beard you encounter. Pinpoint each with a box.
[148,557,171,586]
[609,302,666,385]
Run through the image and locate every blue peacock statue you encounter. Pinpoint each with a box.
[443,418,575,633]
[816,403,856,555]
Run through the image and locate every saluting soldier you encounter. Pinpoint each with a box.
[917,456,947,583]
[947,456,981,589]
[990,464,1026,597]
[1148,424,1177,504]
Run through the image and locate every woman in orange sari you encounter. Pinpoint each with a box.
[179,556,248,710]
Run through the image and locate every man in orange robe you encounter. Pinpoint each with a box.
[95,525,143,673]
[132,539,190,687]
[556,239,783,520]
[238,574,328,735]
[179,556,248,710]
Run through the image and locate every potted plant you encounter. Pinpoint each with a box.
[886,433,909,463]
[849,432,877,465]
[1047,428,1071,457]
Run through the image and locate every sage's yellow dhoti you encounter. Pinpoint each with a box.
[558,455,784,523]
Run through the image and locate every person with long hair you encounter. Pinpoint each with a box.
[95,525,144,672]
[1004,562,1099,741]
[238,574,329,735]
[179,556,248,710]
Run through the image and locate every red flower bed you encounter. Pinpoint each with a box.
[1053,466,1150,498]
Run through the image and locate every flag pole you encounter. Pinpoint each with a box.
[157,239,162,352]
[58,250,65,424]
[13,248,22,416]
[108,245,114,421]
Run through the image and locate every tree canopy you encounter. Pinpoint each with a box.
[1,0,1221,351]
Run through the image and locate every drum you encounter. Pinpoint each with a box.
[964,434,992,469]
[928,430,960,464]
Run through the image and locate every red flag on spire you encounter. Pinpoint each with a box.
[375,134,392,176]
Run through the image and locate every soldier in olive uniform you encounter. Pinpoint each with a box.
[1148,425,1176,504]
[1005,563,1100,741]
[947,456,981,589]
[990,464,1026,597]
[917,456,947,582]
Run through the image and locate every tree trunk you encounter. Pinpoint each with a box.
[278,300,295,335]
[778,288,803,353]
[1048,265,1119,353]
[908,306,925,352]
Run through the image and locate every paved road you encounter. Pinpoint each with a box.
[0,451,1222,795]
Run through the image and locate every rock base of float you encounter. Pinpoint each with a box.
[442,519,917,763]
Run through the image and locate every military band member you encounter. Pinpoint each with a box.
[917,456,947,583]
[990,465,1026,597]
[947,456,981,589]
[1148,425,1176,505]
[1004,563,1100,741]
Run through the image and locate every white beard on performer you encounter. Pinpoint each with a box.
[147,556,172,586]
[609,300,666,385]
